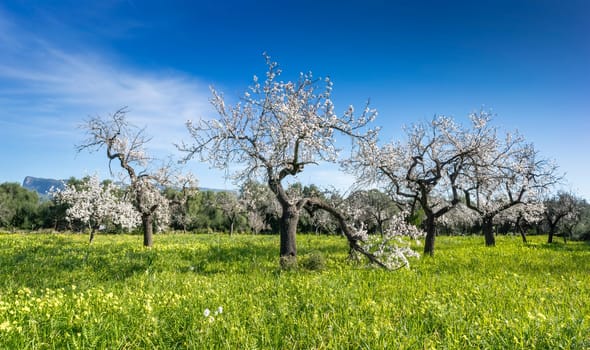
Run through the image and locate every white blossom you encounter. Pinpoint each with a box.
[52,175,141,237]
[352,211,425,269]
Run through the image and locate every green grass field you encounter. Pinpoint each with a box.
[0,233,589,349]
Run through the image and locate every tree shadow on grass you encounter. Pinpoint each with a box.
[180,240,278,275]
[532,240,590,252]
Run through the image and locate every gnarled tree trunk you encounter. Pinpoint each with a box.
[142,214,154,247]
[423,215,436,256]
[89,228,96,244]
[482,216,495,246]
[518,226,527,244]
[279,204,299,267]
[547,223,557,244]
[305,197,391,270]
[515,217,527,244]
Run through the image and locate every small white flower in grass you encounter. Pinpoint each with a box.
[216,306,223,315]
[203,308,210,317]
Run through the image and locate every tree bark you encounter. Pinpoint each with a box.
[304,197,392,270]
[515,217,527,244]
[518,226,527,244]
[482,216,495,247]
[89,228,96,244]
[547,224,556,243]
[142,214,154,247]
[279,204,299,265]
[423,215,436,256]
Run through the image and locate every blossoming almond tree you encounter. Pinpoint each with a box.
[214,191,244,236]
[77,108,192,247]
[164,173,200,232]
[349,113,494,256]
[239,180,280,234]
[346,189,399,235]
[52,175,140,243]
[543,191,583,243]
[179,55,395,267]
[496,202,545,243]
[460,131,560,246]
[439,203,480,235]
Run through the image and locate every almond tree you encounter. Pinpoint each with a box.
[239,180,279,234]
[179,55,398,267]
[460,121,560,246]
[496,202,545,243]
[164,173,199,232]
[214,191,244,235]
[349,114,490,256]
[544,191,582,243]
[52,175,140,243]
[346,189,398,235]
[439,203,479,235]
[78,108,177,247]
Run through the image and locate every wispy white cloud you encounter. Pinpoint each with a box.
[0,9,212,155]
[0,7,220,186]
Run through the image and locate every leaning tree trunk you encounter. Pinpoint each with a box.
[305,197,391,270]
[520,232,527,244]
[279,204,299,268]
[482,216,496,247]
[518,227,527,244]
[89,227,96,244]
[423,215,436,256]
[142,213,154,247]
[515,217,527,244]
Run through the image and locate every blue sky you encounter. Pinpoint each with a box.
[0,0,588,199]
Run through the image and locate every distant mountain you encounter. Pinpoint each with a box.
[199,187,237,193]
[22,176,232,195]
[22,176,65,195]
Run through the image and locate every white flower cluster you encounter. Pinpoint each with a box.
[131,178,170,232]
[350,210,425,269]
[53,175,140,232]
[203,306,224,323]
[181,53,377,185]
[495,202,545,226]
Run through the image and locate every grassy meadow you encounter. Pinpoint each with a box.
[0,232,589,349]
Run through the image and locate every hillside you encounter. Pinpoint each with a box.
[22,176,65,195]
